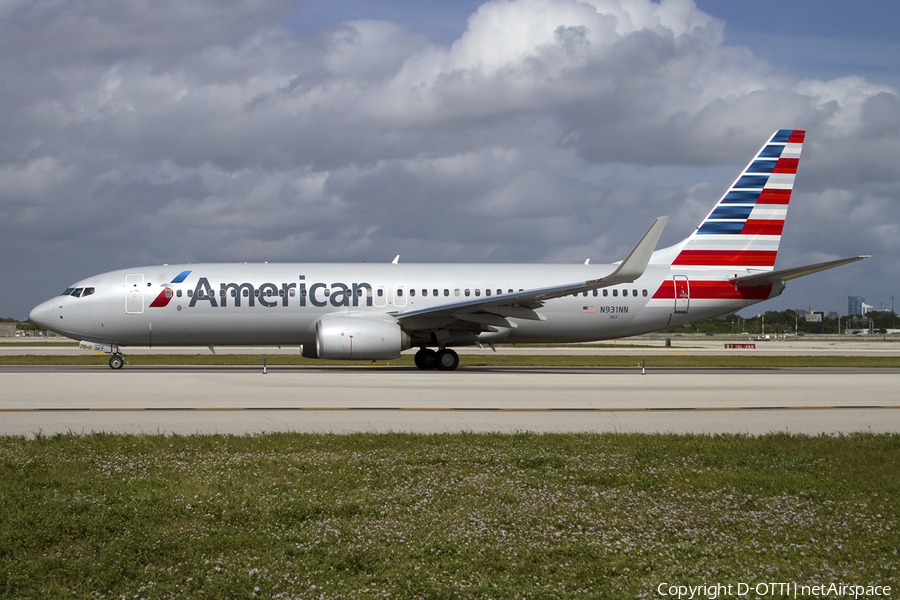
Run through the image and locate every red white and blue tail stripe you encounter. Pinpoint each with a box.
[671,129,804,270]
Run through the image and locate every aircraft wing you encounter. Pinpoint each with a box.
[396,217,667,330]
[729,255,870,290]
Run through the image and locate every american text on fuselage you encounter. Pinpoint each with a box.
[186,276,375,309]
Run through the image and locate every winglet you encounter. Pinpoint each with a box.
[392,255,400,264]
[590,216,667,287]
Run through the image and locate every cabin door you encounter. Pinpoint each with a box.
[393,285,407,308]
[373,285,389,307]
[125,274,144,314]
[673,275,690,314]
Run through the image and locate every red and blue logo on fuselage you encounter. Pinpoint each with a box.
[148,270,192,308]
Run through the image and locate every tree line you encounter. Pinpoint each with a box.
[665,309,900,335]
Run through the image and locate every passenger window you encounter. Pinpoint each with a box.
[444,289,450,297]
[176,289,182,298]
[266,289,273,297]
[433,289,439,297]
[220,289,226,297]
[187,289,194,297]
[509,289,514,294]
[356,288,363,297]
[290,289,296,297]
[592,290,597,297]
[612,289,618,297]
[279,289,284,297]
[642,289,648,297]
[632,289,638,297]
[485,289,491,296]
[397,288,404,297]
[242,289,249,297]
[410,289,415,297]
[583,291,587,297]
[422,289,428,297]
[454,289,460,297]
[377,289,384,297]
[465,289,470,297]
[497,289,502,296]
[475,289,481,297]
[603,289,608,297]
[198,289,205,298]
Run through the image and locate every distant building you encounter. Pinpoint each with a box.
[848,296,865,316]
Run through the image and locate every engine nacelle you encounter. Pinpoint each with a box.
[315,315,410,360]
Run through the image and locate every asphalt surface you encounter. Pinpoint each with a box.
[4,337,900,356]
[2,364,898,436]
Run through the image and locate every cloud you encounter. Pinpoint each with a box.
[0,0,296,65]
[2,0,899,318]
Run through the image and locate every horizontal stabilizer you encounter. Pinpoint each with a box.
[730,256,870,289]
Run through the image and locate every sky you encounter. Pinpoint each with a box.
[2,0,900,321]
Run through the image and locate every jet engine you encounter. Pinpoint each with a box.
[312,315,410,360]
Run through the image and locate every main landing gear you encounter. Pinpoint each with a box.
[414,347,459,371]
[108,354,125,370]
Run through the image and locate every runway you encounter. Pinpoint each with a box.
[4,337,900,356]
[2,365,898,436]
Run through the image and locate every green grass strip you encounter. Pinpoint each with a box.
[0,432,897,598]
[1,353,899,368]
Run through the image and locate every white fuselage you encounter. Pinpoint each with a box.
[31,261,765,348]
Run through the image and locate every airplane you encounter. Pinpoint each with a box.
[29,130,867,371]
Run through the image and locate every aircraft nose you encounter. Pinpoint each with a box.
[29,299,57,329]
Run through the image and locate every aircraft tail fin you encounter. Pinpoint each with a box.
[656,129,805,270]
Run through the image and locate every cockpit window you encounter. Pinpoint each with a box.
[62,287,95,298]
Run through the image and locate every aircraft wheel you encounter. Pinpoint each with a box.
[109,355,124,370]
[435,348,459,371]
[414,348,438,370]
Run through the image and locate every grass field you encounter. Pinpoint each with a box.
[1,432,898,599]
[1,353,900,369]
